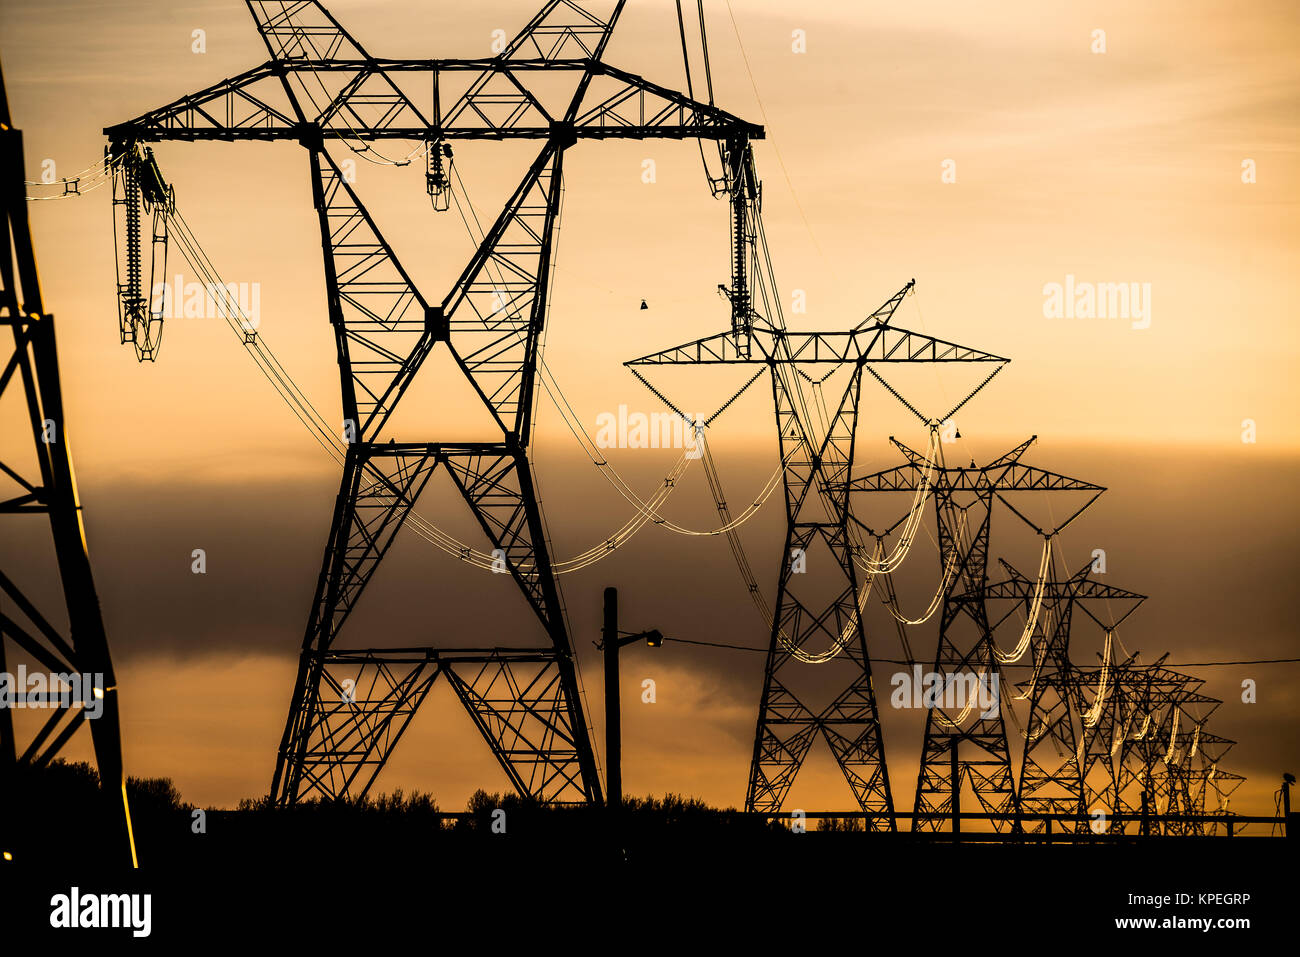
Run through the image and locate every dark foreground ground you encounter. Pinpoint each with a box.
[1,762,1290,944]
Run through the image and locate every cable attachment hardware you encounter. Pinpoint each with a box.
[109,143,174,361]
[425,139,453,212]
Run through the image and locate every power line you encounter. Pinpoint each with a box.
[722,0,833,276]
[661,637,1299,668]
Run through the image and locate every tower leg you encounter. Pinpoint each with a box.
[0,109,134,863]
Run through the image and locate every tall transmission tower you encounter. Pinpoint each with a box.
[628,282,1008,822]
[852,437,1105,831]
[1152,678,1241,834]
[103,0,763,805]
[1079,655,1241,834]
[985,555,1144,829]
[0,59,135,863]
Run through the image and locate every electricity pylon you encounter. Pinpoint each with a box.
[0,59,135,863]
[1079,656,1241,835]
[103,0,763,805]
[628,281,1008,823]
[985,555,1144,830]
[1154,684,1241,835]
[852,437,1105,831]
[992,557,1245,835]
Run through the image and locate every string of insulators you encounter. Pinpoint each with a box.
[991,535,1053,664]
[112,145,170,360]
[1112,708,1133,756]
[932,667,994,728]
[1163,707,1181,765]
[1080,631,1115,728]
[852,426,940,575]
[880,510,966,625]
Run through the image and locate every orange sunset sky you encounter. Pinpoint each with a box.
[1,0,1297,817]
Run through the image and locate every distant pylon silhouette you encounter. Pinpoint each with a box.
[990,556,1143,830]
[854,436,1103,831]
[629,280,1008,824]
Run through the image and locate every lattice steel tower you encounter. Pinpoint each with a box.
[853,437,1104,830]
[104,0,763,805]
[0,59,134,863]
[629,282,1008,822]
[989,555,1144,829]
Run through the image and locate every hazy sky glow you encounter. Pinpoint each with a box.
[1,0,1296,817]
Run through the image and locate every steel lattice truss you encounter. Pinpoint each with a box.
[856,427,1245,834]
[1078,656,1242,835]
[987,556,1144,831]
[0,59,133,860]
[289,648,589,802]
[105,0,763,806]
[854,437,1105,831]
[629,281,1008,823]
